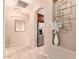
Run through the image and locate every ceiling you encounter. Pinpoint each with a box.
[5,0,41,11]
[5,0,53,14]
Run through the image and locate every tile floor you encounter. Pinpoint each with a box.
[5,46,49,59]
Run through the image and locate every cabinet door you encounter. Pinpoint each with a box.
[37,22,44,47]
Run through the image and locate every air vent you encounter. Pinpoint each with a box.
[17,0,28,8]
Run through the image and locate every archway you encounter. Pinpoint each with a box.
[35,7,44,47]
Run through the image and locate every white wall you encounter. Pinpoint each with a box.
[55,0,76,51]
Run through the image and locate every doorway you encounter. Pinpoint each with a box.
[37,14,44,47]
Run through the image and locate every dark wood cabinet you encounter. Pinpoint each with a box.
[37,14,44,23]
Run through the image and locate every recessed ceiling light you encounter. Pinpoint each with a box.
[15,6,20,12]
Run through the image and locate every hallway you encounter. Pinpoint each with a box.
[4,0,76,59]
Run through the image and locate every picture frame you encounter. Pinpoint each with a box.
[15,20,26,32]
[63,22,72,31]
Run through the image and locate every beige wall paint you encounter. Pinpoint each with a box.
[5,0,31,48]
[55,0,76,51]
[27,0,54,48]
[5,11,30,47]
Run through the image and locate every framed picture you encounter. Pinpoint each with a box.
[15,20,26,32]
[63,22,72,32]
